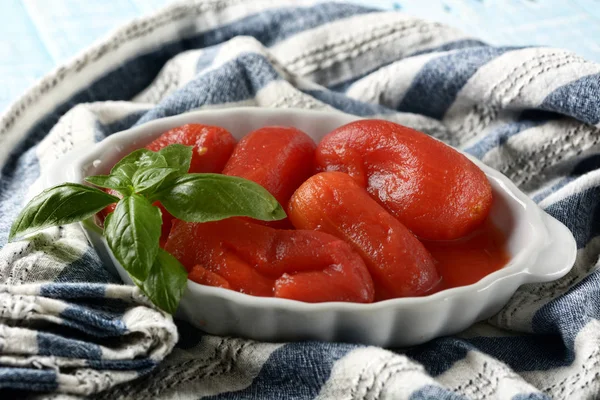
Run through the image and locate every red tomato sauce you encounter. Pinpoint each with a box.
[422,219,510,291]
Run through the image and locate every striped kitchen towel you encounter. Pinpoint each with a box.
[1,1,600,398]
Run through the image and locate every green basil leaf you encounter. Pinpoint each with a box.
[104,194,162,281]
[85,174,133,196]
[132,248,187,314]
[132,167,179,195]
[102,212,113,231]
[154,174,286,223]
[111,149,168,182]
[9,183,119,241]
[158,144,193,175]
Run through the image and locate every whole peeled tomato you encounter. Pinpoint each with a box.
[165,218,374,303]
[288,171,440,300]
[223,126,316,229]
[146,123,236,173]
[316,120,492,240]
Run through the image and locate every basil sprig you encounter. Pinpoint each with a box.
[9,144,286,313]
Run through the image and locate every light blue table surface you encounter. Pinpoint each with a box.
[1,0,599,112]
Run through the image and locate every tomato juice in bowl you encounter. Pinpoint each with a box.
[40,108,577,347]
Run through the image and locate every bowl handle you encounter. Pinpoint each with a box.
[524,213,577,283]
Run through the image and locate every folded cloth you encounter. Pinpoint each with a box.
[1,0,600,398]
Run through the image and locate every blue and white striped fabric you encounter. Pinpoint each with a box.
[1,1,600,398]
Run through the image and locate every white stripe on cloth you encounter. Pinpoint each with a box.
[0,324,40,357]
[56,369,141,396]
[443,47,600,143]
[344,53,441,108]
[436,350,543,399]
[93,336,283,400]
[270,11,472,87]
[133,50,206,104]
[481,118,600,193]
[0,226,90,284]
[314,346,438,400]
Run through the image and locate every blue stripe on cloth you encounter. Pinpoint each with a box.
[0,147,40,246]
[396,47,518,120]
[40,283,106,299]
[58,304,128,337]
[67,297,133,317]
[0,3,375,244]
[136,53,281,124]
[532,153,600,203]
[41,283,132,317]
[464,335,568,371]
[53,248,121,284]
[0,368,57,392]
[87,358,156,373]
[532,270,600,348]
[37,332,102,359]
[328,39,489,93]
[204,342,356,400]
[464,110,560,159]
[570,153,600,177]
[304,89,393,115]
[539,72,600,125]
[512,394,552,400]
[407,334,567,376]
[404,339,470,376]
[544,186,600,248]
[409,385,468,400]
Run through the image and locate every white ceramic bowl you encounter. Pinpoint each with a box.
[42,108,577,347]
